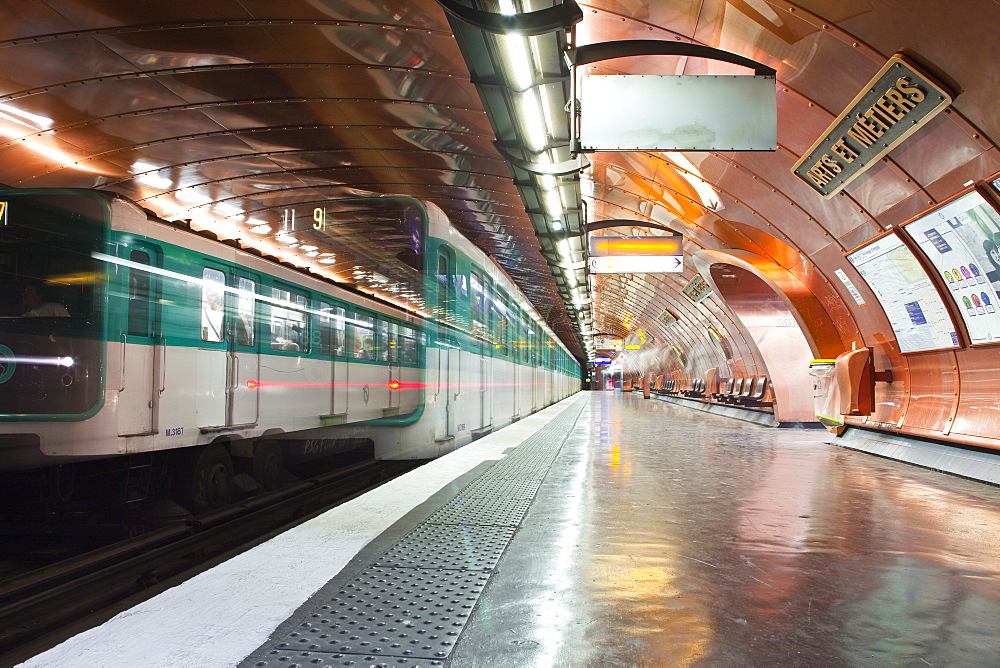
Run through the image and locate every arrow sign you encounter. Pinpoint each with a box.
[589,255,684,273]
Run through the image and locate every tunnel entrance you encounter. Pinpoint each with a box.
[710,265,816,423]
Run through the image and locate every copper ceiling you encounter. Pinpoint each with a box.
[0,1,997,370]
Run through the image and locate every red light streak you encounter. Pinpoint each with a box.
[243,380,556,389]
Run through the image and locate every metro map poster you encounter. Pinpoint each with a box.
[847,231,959,352]
[901,190,1000,345]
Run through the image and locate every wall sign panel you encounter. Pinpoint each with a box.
[791,54,953,198]
[900,189,1000,345]
[846,231,959,352]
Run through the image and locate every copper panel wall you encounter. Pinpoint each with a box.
[897,352,958,435]
[949,347,1000,450]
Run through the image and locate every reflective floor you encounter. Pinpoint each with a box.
[454,392,1000,666]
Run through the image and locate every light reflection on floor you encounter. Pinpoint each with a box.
[455,392,1000,665]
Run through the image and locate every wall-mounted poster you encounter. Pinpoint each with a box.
[900,190,1000,345]
[846,231,959,352]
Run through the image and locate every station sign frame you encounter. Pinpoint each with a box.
[791,54,953,198]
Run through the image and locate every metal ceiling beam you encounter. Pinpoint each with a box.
[587,219,682,235]
[436,0,583,36]
[566,39,776,76]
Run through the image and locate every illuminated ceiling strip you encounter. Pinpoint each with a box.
[440,0,591,358]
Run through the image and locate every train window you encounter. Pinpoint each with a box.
[379,319,390,362]
[201,268,226,342]
[270,287,308,352]
[236,277,255,346]
[400,326,418,365]
[484,280,494,341]
[382,321,399,363]
[511,309,523,360]
[332,305,346,355]
[127,251,151,337]
[436,248,456,325]
[317,301,333,355]
[492,294,509,356]
[524,323,535,364]
[470,272,490,341]
[353,313,375,360]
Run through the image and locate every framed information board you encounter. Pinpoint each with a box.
[846,231,959,352]
[900,189,1000,346]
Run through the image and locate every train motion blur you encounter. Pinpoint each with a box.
[0,189,580,513]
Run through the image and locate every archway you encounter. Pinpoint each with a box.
[708,264,817,422]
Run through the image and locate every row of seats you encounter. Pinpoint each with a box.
[681,379,707,398]
[711,376,772,407]
[648,378,705,397]
[645,375,772,409]
[650,378,680,396]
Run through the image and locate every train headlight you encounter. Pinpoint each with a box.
[388,380,400,390]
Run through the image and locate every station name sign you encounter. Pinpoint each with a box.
[791,55,953,198]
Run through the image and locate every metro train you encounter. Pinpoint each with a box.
[0,189,580,512]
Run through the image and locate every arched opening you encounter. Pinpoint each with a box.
[710,265,817,422]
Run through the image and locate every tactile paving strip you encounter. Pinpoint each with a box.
[424,496,532,527]
[262,567,489,662]
[374,523,516,570]
[458,477,542,499]
[241,396,590,667]
[252,653,441,667]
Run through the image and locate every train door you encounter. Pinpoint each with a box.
[117,244,161,437]
[527,325,539,413]
[470,272,490,432]
[228,272,259,426]
[384,320,400,412]
[511,308,521,419]
[196,266,229,428]
[318,302,348,416]
[434,247,456,440]
[490,293,508,424]
[333,305,348,414]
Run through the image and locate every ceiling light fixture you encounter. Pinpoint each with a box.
[519,89,547,151]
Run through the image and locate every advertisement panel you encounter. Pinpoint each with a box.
[900,190,1000,345]
[846,231,959,352]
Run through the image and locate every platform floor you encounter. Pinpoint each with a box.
[22,392,1000,666]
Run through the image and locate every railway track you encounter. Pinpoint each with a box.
[0,458,421,664]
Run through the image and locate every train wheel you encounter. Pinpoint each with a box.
[251,440,286,491]
[174,444,234,513]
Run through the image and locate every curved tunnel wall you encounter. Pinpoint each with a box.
[585,1,1000,452]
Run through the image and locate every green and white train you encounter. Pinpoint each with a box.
[0,189,580,509]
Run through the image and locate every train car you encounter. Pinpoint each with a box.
[0,189,580,512]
